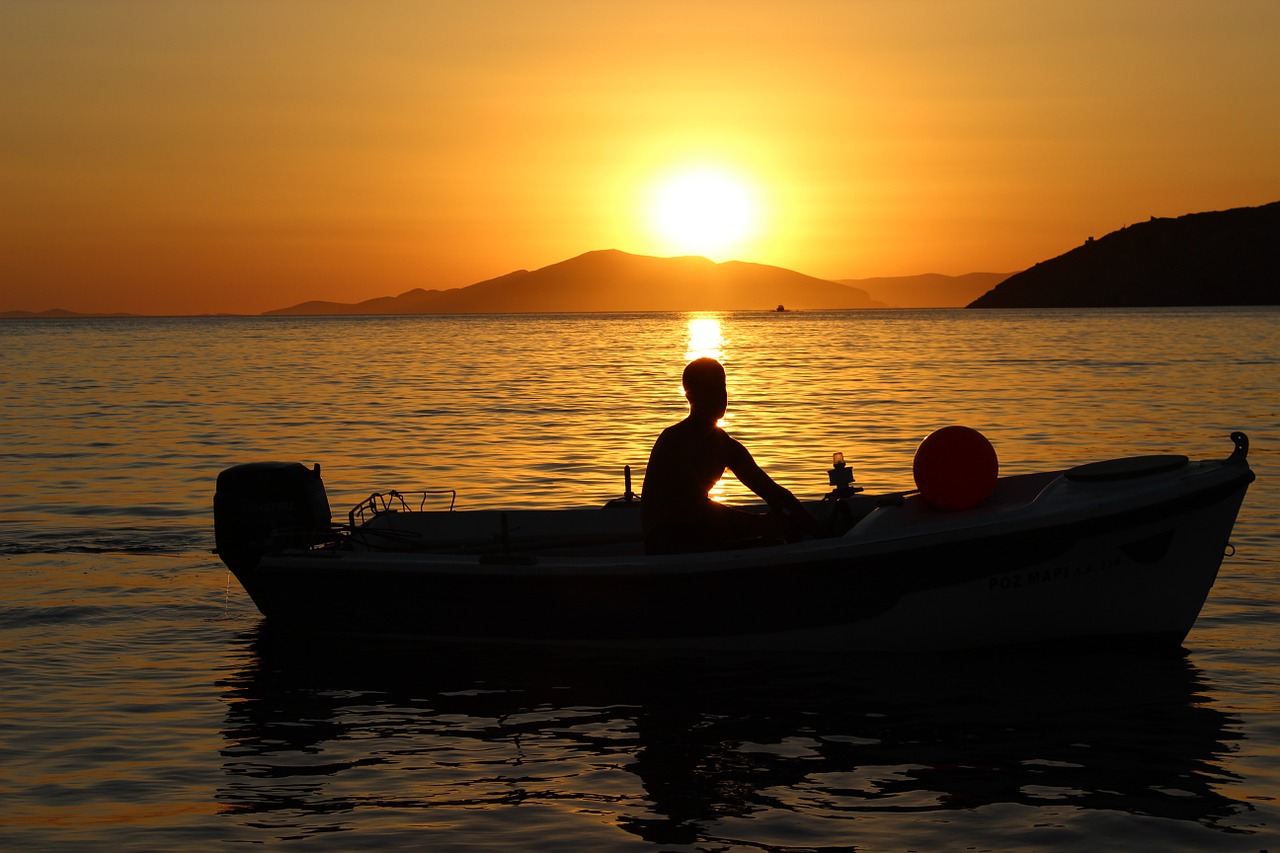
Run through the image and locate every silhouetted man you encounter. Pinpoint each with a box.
[641,357,817,554]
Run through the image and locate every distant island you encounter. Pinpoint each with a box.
[0,265,997,317]
[264,250,881,315]
[4,200,1276,317]
[969,201,1279,308]
[0,308,142,319]
[840,272,1013,309]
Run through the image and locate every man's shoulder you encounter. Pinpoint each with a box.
[654,421,685,442]
[653,419,732,449]
[649,421,688,454]
[659,418,707,436]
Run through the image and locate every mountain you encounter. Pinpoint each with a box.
[264,250,879,315]
[0,308,141,319]
[838,272,1014,308]
[968,201,1280,308]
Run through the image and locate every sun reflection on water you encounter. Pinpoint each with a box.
[684,315,724,363]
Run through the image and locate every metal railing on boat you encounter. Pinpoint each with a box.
[348,488,457,529]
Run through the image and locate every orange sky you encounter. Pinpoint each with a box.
[3,0,1278,315]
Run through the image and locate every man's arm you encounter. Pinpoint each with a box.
[724,434,824,537]
[724,436,804,512]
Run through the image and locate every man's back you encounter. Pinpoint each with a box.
[641,418,732,531]
[639,357,814,554]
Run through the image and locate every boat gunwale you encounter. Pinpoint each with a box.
[253,459,1255,581]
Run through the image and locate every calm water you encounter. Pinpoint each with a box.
[1,308,1277,850]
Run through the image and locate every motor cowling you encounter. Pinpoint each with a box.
[214,462,331,571]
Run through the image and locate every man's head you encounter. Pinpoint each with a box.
[682,357,728,419]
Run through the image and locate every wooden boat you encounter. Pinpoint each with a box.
[213,433,1254,651]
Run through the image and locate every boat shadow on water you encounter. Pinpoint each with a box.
[214,627,1255,846]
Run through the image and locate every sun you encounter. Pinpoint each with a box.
[646,167,761,260]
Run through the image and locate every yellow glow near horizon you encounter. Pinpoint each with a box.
[647,167,762,260]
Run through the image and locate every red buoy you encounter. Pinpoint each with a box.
[913,426,999,511]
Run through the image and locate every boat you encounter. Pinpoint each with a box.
[213,433,1254,652]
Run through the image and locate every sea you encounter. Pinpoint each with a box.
[1,307,1277,851]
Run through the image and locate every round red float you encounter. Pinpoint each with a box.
[912,426,999,511]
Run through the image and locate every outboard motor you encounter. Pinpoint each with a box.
[214,462,331,571]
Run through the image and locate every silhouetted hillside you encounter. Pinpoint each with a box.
[968,201,1279,308]
[839,272,1014,308]
[0,308,141,319]
[264,250,878,315]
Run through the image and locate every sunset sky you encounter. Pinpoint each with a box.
[3,0,1278,315]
